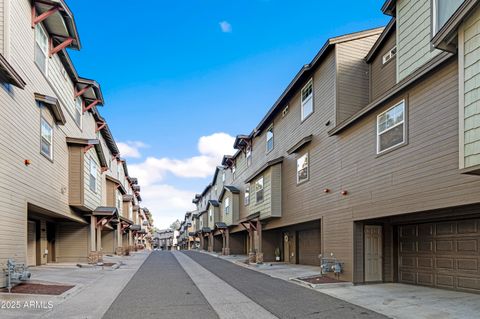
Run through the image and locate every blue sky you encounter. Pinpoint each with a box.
[68,0,389,228]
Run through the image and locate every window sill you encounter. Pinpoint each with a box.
[375,141,408,158]
[301,111,314,124]
[40,151,54,163]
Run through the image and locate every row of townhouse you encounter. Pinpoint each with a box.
[177,211,200,250]
[184,0,480,293]
[0,0,153,287]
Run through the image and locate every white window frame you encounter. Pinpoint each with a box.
[224,197,230,215]
[209,207,213,222]
[255,177,264,203]
[74,96,83,127]
[301,79,314,121]
[244,184,250,206]
[35,24,49,75]
[222,171,226,183]
[89,158,97,192]
[382,46,396,65]
[296,152,309,184]
[432,0,464,35]
[246,147,252,167]
[376,100,406,154]
[40,117,53,160]
[266,125,274,153]
[232,164,236,180]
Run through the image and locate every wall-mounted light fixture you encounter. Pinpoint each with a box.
[24,159,31,166]
[341,190,348,196]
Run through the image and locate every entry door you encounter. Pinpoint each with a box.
[27,221,37,266]
[365,225,383,282]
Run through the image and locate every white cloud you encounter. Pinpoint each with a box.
[129,132,235,186]
[219,21,232,33]
[131,133,235,228]
[142,184,196,229]
[117,141,148,158]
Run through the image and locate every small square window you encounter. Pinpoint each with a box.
[301,79,313,121]
[377,100,406,154]
[40,117,53,159]
[382,47,396,65]
[266,126,274,153]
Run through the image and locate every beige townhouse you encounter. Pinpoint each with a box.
[190,0,480,294]
[0,0,145,287]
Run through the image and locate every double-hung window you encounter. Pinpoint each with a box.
[244,184,250,206]
[266,126,274,152]
[377,100,406,154]
[224,197,230,215]
[232,164,236,180]
[209,207,213,222]
[301,79,313,121]
[40,117,53,159]
[74,97,83,126]
[89,158,97,192]
[255,177,264,203]
[246,147,252,167]
[297,152,309,184]
[35,24,49,74]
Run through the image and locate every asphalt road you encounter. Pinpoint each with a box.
[102,251,218,319]
[104,251,387,319]
[184,251,387,319]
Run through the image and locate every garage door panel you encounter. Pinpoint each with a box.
[436,258,454,269]
[418,240,433,252]
[435,240,454,252]
[458,220,478,234]
[418,257,433,269]
[298,228,320,266]
[436,222,456,236]
[417,272,434,285]
[399,218,480,293]
[400,256,416,267]
[400,241,416,252]
[436,274,454,288]
[457,239,477,252]
[399,271,416,283]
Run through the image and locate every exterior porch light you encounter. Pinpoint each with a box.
[323,188,330,193]
[341,190,348,196]
[24,159,31,166]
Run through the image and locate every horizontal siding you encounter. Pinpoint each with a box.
[463,8,480,167]
[336,35,379,124]
[397,0,440,81]
[370,29,397,101]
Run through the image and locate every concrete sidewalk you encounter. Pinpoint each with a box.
[0,251,150,319]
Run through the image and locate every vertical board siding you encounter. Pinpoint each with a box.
[463,8,480,167]
[336,36,379,124]
[68,146,83,205]
[397,0,440,81]
[370,30,397,101]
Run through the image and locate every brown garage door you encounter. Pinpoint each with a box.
[398,219,480,293]
[298,228,321,266]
